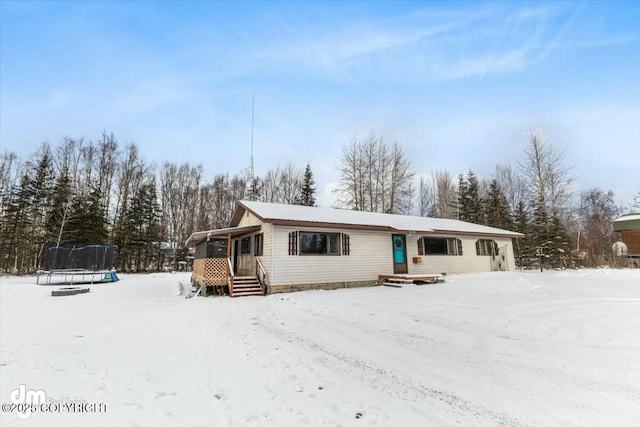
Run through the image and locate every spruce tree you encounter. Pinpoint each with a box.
[484,180,513,231]
[547,211,572,268]
[458,170,482,224]
[457,174,468,221]
[512,200,531,265]
[67,185,108,244]
[247,176,262,201]
[29,149,55,233]
[1,174,32,272]
[299,163,316,206]
[46,168,73,245]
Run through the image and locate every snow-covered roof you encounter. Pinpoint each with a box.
[232,201,523,238]
[185,225,261,246]
[613,213,640,231]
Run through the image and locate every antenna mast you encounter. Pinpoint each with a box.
[250,92,255,179]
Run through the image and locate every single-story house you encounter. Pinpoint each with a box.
[185,201,524,296]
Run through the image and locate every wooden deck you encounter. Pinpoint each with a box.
[378,273,444,287]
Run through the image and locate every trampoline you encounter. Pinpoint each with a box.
[37,244,119,285]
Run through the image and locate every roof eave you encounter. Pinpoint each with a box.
[185,225,261,247]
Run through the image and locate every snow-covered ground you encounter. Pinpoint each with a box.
[1,269,639,427]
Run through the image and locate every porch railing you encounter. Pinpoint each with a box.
[227,257,235,296]
[255,258,267,294]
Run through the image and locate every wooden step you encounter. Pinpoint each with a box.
[232,291,264,297]
[233,285,261,290]
[381,281,412,288]
[230,276,264,297]
[386,277,414,285]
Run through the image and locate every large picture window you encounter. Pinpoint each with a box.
[299,232,340,255]
[288,231,351,255]
[418,237,462,255]
[476,239,497,256]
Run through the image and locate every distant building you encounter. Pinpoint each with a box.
[613,213,640,264]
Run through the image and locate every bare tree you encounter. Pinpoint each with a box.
[160,162,202,268]
[519,129,575,218]
[494,163,528,216]
[418,176,433,217]
[79,140,96,197]
[53,137,84,187]
[519,129,575,266]
[388,143,415,214]
[95,131,119,223]
[0,151,22,217]
[112,143,141,240]
[336,132,414,214]
[417,171,457,218]
[578,188,620,266]
[278,161,303,204]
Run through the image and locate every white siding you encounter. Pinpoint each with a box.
[234,211,273,277]
[271,226,394,285]
[406,235,516,274]
[270,227,518,285]
[236,210,264,227]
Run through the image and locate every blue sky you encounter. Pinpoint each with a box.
[1,1,639,207]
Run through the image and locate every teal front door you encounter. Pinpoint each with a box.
[392,234,408,274]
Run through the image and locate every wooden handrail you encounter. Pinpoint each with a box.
[227,257,235,296]
[255,258,267,294]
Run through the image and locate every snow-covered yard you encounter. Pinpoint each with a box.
[1,269,639,427]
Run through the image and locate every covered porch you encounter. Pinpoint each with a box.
[186,225,267,297]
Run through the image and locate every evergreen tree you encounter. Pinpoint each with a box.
[29,147,55,234]
[247,176,261,201]
[129,182,163,271]
[458,170,482,224]
[529,199,550,263]
[298,163,316,206]
[115,181,163,272]
[67,185,108,244]
[483,179,513,231]
[547,211,572,268]
[457,174,468,221]
[46,168,73,245]
[1,174,33,272]
[512,200,531,265]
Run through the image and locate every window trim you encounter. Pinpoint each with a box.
[298,231,341,256]
[288,231,351,256]
[418,237,463,256]
[476,239,498,256]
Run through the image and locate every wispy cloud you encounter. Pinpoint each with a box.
[251,3,636,83]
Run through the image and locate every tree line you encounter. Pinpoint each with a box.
[1,129,637,274]
[0,132,317,273]
[334,129,636,269]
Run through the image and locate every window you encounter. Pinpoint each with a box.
[418,237,462,255]
[254,233,263,256]
[240,237,251,254]
[195,238,227,259]
[299,232,340,255]
[476,239,497,256]
[288,231,351,255]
